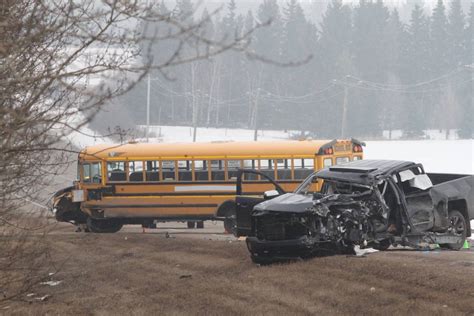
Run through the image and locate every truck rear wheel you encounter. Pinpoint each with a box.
[442,210,467,250]
[187,221,196,229]
[86,217,123,233]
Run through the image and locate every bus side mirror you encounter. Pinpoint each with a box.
[264,190,279,199]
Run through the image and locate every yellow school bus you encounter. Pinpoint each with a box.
[51,139,364,233]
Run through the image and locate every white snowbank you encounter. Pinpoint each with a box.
[136,125,298,143]
[365,140,473,174]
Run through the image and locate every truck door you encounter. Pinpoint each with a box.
[397,169,435,232]
[235,170,285,237]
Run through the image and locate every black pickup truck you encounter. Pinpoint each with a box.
[235,160,473,264]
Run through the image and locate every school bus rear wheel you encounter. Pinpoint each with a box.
[86,217,123,233]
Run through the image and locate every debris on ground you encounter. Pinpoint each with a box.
[354,246,379,257]
[40,280,62,287]
[36,295,50,302]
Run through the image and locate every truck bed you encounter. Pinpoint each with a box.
[428,173,474,220]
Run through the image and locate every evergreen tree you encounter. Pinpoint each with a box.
[279,0,317,131]
[318,0,352,81]
[447,0,466,68]
[401,4,431,136]
[282,0,309,62]
[403,4,430,83]
[255,0,282,60]
[430,0,450,75]
[386,8,405,76]
[382,8,406,135]
[350,0,389,136]
[253,0,283,129]
[318,0,353,137]
[463,2,474,66]
[458,2,473,138]
[175,0,194,22]
[243,10,255,35]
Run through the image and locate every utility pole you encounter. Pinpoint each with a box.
[146,73,151,142]
[340,84,349,139]
[253,88,261,141]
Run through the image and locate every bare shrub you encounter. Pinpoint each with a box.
[0,0,265,303]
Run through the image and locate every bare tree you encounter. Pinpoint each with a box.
[0,0,265,302]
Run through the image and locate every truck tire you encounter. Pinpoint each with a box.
[442,210,467,250]
[86,217,123,233]
[373,239,391,251]
[196,221,204,229]
[187,221,196,229]
[250,254,272,265]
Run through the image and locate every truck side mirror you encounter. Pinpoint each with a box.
[264,190,279,199]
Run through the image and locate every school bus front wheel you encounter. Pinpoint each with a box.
[86,217,123,233]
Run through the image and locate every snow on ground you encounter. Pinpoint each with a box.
[136,125,297,142]
[381,129,461,140]
[137,125,473,175]
[365,140,474,174]
[66,125,111,149]
[63,112,112,148]
[71,125,471,175]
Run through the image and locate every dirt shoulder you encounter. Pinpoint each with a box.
[3,223,474,315]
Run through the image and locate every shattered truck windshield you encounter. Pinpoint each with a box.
[295,173,371,196]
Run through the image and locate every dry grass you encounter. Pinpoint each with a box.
[3,225,474,315]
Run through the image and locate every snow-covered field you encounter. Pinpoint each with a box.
[134,125,473,175]
[74,125,473,174]
[365,140,473,174]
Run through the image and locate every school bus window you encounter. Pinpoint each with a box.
[90,163,101,183]
[336,157,350,165]
[82,163,90,182]
[107,161,126,181]
[277,159,291,180]
[259,159,274,179]
[242,160,257,180]
[227,160,241,180]
[194,160,208,181]
[324,158,332,167]
[243,159,255,169]
[162,160,175,181]
[129,161,144,182]
[303,159,314,169]
[294,158,312,179]
[178,160,192,181]
[211,160,225,181]
[145,161,159,181]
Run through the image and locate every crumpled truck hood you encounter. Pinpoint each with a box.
[253,193,314,213]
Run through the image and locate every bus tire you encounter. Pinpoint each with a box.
[196,221,204,229]
[441,210,467,250]
[86,217,123,233]
[187,221,196,229]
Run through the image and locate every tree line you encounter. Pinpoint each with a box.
[114,0,473,139]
